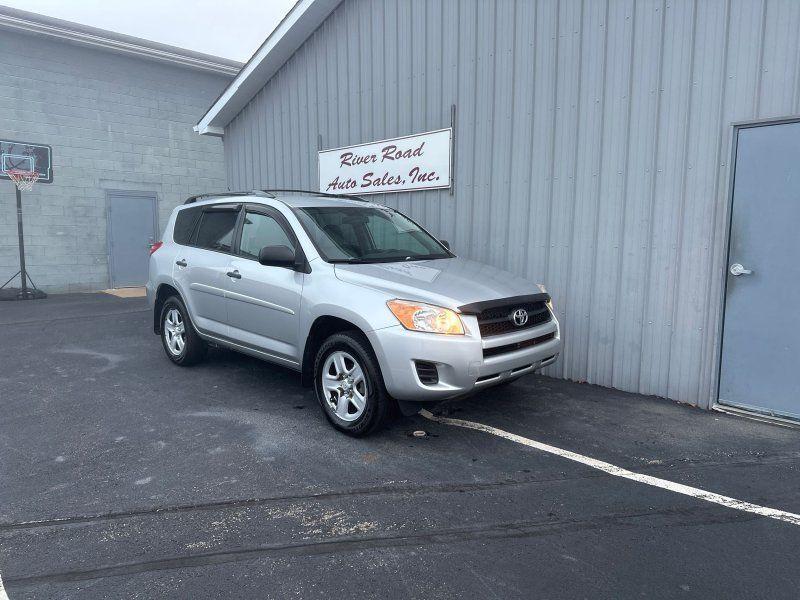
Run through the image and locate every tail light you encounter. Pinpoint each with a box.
[149,241,163,256]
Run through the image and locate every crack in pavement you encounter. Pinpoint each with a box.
[3,505,754,588]
[4,452,794,534]
[0,476,603,532]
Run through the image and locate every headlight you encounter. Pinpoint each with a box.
[386,299,464,335]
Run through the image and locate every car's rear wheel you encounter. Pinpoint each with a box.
[160,296,207,366]
[313,332,392,436]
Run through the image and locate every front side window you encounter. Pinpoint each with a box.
[239,211,293,259]
[294,206,450,263]
[195,210,238,253]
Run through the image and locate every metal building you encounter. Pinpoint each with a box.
[196,0,800,419]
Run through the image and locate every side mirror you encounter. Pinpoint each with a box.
[258,245,296,268]
[440,239,451,251]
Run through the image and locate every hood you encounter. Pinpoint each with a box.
[334,257,543,310]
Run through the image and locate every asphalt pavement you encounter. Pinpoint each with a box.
[0,293,798,599]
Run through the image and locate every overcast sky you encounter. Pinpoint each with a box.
[0,0,297,62]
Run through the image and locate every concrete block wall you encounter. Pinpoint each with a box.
[0,29,231,292]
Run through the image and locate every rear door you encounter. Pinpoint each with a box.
[225,205,305,364]
[173,204,239,338]
[718,120,800,420]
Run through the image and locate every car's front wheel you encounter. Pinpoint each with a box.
[160,296,207,366]
[313,332,392,436]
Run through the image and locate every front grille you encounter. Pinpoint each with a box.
[415,361,439,385]
[477,300,551,337]
[483,332,556,359]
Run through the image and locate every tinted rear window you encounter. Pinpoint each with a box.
[195,210,238,253]
[173,207,202,245]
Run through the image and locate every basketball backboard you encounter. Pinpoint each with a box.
[0,139,53,184]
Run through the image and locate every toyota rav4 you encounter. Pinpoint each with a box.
[147,190,561,436]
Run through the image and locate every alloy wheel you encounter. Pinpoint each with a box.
[321,350,368,422]
[164,308,186,356]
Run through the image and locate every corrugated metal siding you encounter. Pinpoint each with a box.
[223,0,800,408]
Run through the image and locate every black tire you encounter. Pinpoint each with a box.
[313,331,392,436]
[159,295,207,366]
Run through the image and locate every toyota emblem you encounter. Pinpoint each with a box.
[511,308,529,326]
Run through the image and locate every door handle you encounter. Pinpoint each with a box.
[226,270,242,279]
[729,263,753,277]
[175,259,187,267]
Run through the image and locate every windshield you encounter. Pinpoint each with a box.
[294,205,452,263]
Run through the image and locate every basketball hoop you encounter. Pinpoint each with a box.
[7,169,39,192]
[0,140,50,301]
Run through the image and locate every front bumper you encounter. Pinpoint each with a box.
[367,313,561,401]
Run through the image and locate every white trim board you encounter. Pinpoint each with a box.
[195,0,342,135]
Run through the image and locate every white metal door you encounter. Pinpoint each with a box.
[107,191,156,288]
[719,120,800,419]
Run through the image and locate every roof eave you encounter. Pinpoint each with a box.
[193,124,225,137]
[195,0,341,136]
[0,5,242,76]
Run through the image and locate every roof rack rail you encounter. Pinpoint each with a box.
[184,190,269,205]
[261,189,368,202]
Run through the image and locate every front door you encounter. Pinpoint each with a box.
[225,206,304,364]
[107,191,156,287]
[719,119,800,420]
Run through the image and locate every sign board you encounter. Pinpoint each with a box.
[318,128,452,195]
[0,139,53,183]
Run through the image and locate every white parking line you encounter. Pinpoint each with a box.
[0,572,9,600]
[420,410,800,527]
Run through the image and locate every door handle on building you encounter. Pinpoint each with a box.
[729,263,752,276]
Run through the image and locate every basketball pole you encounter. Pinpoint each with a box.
[15,185,28,296]
[0,182,44,300]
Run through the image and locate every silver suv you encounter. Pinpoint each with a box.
[147,190,561,435]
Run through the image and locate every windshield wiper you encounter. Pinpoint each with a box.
[329,258,378,264]
[332,255,448,264]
